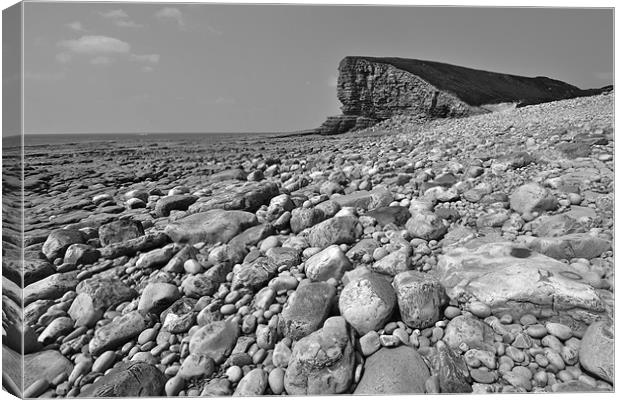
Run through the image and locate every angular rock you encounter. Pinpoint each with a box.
[579,319,614,384]
[99,232,169,259]
[405,211,448,241]
[523,233,611,260]
[181,274,218,298]
[89,311,146,355]
[69,277,136,327]
[189,319,239,363]
[354,346,430,394]
[284,316,355,395]
[392,270,447,329]
[42,228,84,261]
[307,216,362,248]
[279,281,336,341]
[305,245,352,282]
[138,282,181,314]
[331,187,393,210]
[339,273,396,335]
[231,257,278,291]
[436,241,606,335]
[443,315,495,352]
[509,183,558,219]
[24,271,80,305]
[161,297,197,334]
[63,244,100,266]
[425,340,472,393]
[24,350,73,389]
[78,362,166,397]
[98,219,145,247]
[365,206,411,227]
[290,208,327,233]
[371,249,410,276]
[165,209,257,245]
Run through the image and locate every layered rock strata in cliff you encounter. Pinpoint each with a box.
[318,56,609,135]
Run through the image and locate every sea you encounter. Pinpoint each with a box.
[3,131,312,148]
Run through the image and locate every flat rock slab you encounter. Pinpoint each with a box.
[436,241,606,334]
[279,281,336,341]
[579,319,614,384]
[89,311,146,355]
[165,209,257,245]
[24,350,73,389]
[78,362,166,397]
[23,270,80,305]
[354,346,430,394]
[522,233,611,260]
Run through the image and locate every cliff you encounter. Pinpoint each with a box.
[318,56,610,135]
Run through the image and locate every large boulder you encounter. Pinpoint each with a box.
[579,319,614,384]
[78,362,166,397]
[354,346,430,394]
[284,317,355,395]
[392,270,447,329]
[436,241,607,335]
[279,281,336,341]
[307,216,363,248]
[165,209,257,245]
[338,273,396,335]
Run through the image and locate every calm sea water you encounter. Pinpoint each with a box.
[17,132,299,147]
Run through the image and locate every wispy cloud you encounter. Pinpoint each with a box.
[58,35,131,55]
[155,7,185,30]
[100,9,143,28]
[65,21,85,32]
[130,54,160,64]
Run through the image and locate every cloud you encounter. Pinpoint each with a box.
[90,56,113,65]
[99,9,143,28]
[130,54,160,64]
[155,7,185,29]
[58,35,131,55]
[56,52,72,64]
[65,21,85,32]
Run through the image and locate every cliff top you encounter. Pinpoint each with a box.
[341,56,601,106]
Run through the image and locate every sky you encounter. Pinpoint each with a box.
[15,2,615,134]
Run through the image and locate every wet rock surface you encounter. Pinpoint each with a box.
[6,91,614,396]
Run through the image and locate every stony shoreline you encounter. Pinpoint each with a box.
[3,91,614,396]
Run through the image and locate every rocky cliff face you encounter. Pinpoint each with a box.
[318,56,609,135]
